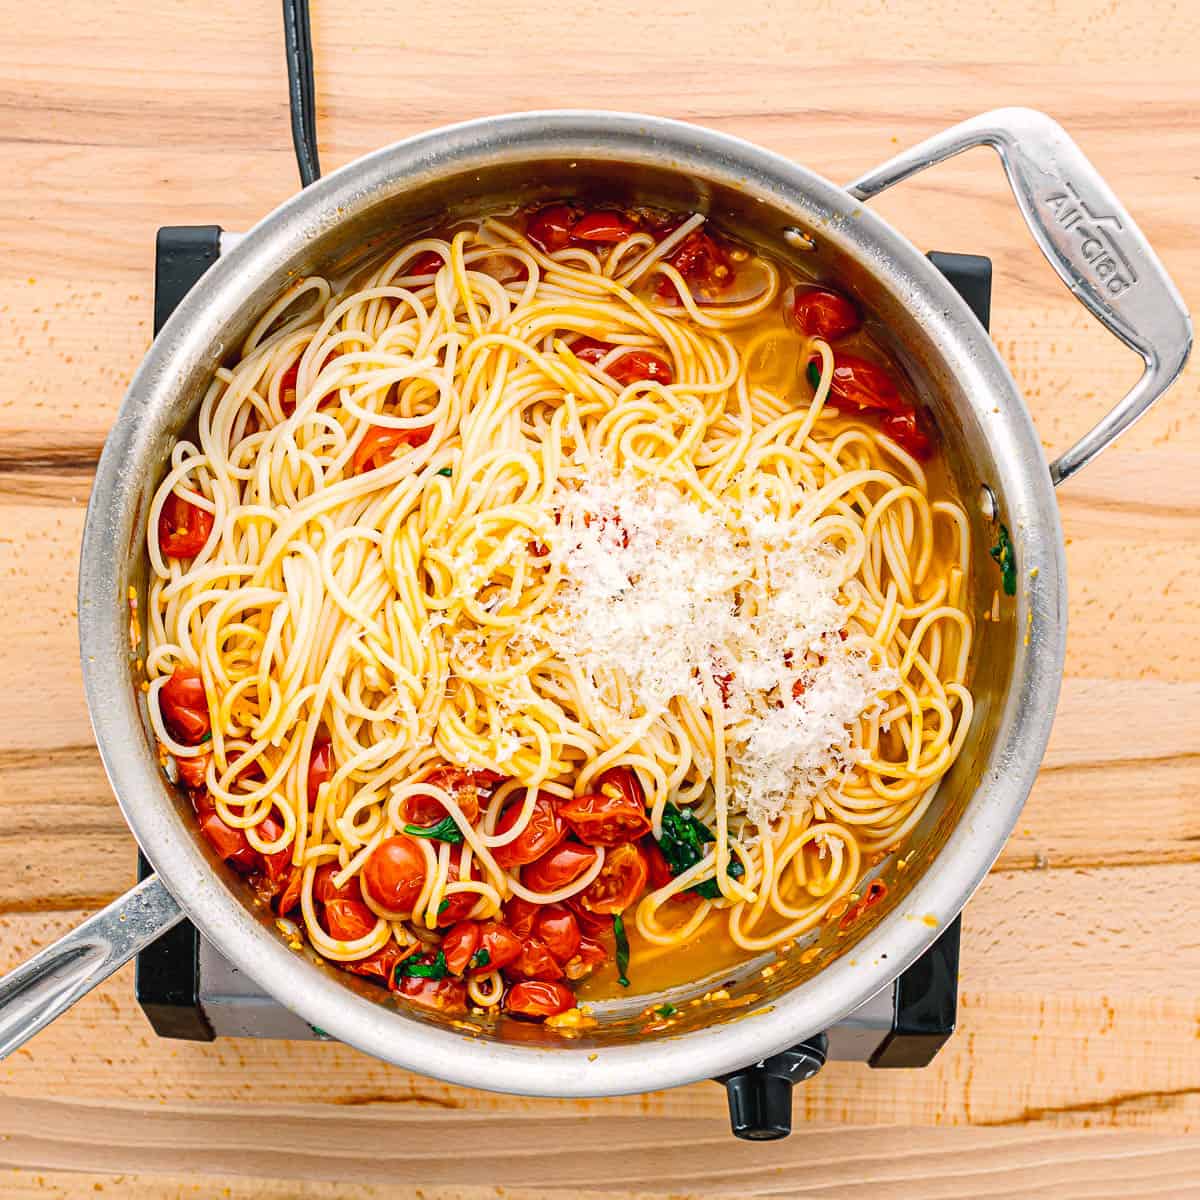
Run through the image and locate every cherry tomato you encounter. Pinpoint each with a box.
[880,410,933,459]
[405,765,500,827]
[396,972,468,1013]
[790,288,861,341]
[839,878,889,930]
[158,490,214,559]
[197,809,260,874]
[435,845,483,927]
[565,894,613,937]
[342,941,405,985]
[559,792,651,848]
[307,739,334,810]
[570,337,673,386]
[525,204,576,253]
[324,898,377,941]
[274,865,303,915]
[313,861,362,905]
[597,766,644,808]
[521,841,597,894]
[160,666,210,744]
[642,837,674,890]
[564,936,608,981]
[505,980,575,1019]
[508,935,564,982]
[175,751,209,790]
[491,791,566,869]
[361,835,427,912]
[255,814,292,883]
[659,230,733,297]
[352,424,433,474]
[817,353,906,414]
[441,920,482,975]
[405,250,444,276]
[536,905,581,964]
[503,896,540,940]
[578,842,648,914]
[478,920,524,972]
[278,359,300,413]
[570,211,636,243]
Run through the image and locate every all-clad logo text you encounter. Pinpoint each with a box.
[1044,182,1137,297]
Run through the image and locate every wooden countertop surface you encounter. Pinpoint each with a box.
[1,1,1198,1195]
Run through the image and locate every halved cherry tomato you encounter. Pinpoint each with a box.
[790,288,861,341]
[525,204,576,253]
[478,920,524,972]
[158,491,214,559]
[405,765,500,827]
[307,738,334,811]
[491,791,566,869]
[521,841,597,894]
[441,920,482,975]
[570,337,674,386]
[659,229,733,297]
[313,861,362,905]
[565,894,613,938]
[597,766,644,808]
[536,905,581,964]
[197,809,260,874]
[564,936,608,981]
[880,411,933,459]
[817,353,906,414]
[256,814,292,883]
[508,935,564,982]
[324,898,377,941]
[352,424,433,474]
[274,865,303,915]
[175,751,209,790]
[361,835,427,912]
[505,980,575,1018]
[503,896,540,940]
[570,211,636,243]
[435,844,483,926]
[404,250,444,276]
[578,842,648,914]
[559,792,651,848]
[160,666,210,744]
[342,941,405,985]
[642,837,674,891]
[396,972,467,1013]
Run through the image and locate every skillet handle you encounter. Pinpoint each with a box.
[0,873,184,1058]
[846,107,1192,487]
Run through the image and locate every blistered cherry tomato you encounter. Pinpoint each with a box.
[818,353,906,414]
[660,230,733,297]
[158,491,214,559]
[597,767,644,807]
[505,980,575,1019]
[435,844,483,926]
[503,896,540,940]
[404,250,444,276]
[323,898,377,941]
[578,842,648,914]
[790,288,861,341]
[565,894,614,938]
[642,838,674,891]
[441,920,482,975]
[361,835,427,912]
[405,765,500,827]
[559,792,651,848]
[175,751,209,790]
[313,861,362,906]
[160,666,210,744]
[880,411,933,459]
[197,810,259,874]
[491,791,566,869]
[352,424,433,474]
[396,973,467,1014]
[606,350,674,387]
[570,211,636,243]
[255,814,292,883]
[521,841,597,894]
[535,905,581,964]
[307,739,334,810]
[564,936,608,981]
[525,204,576,253]
[478,920,524,972]
[508,935,564,982]
[274,866,303,915]
[342,941,405,985]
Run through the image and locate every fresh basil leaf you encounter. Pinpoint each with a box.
[654,1003,677,1018]
[989,523,1017,596]
[689,857,745,900]
[806,359,822,391]
[197,731,213,744]
[398,949,448,981]
[437,898,451,914]
[613,913,630,988]
[469,948,490,969]
[403,816,464,844]
[655,802,715,877]
[436,467,453,477]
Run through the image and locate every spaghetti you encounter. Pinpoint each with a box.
[144,202,974,1020]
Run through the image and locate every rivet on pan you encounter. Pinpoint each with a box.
[783,228,816,251]
[979,484,997,521]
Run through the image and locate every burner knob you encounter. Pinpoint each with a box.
[717,1034,828,1140]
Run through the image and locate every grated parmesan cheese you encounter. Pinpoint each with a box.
[545,470,896,824]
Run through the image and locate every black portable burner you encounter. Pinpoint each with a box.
[138,218,987,1139]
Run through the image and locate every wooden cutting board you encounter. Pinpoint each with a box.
[0,0,1197,1195]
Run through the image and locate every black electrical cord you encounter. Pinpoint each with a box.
[283,0,322,186]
